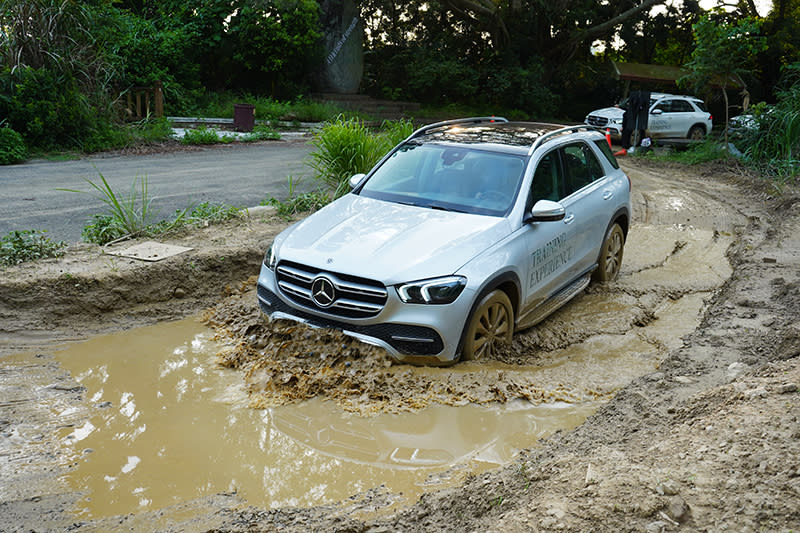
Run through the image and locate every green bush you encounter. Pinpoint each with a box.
[181,126,235,145]
[81,214,127,245]
[0,230,67,266]
[187,202,242,225]
[243,124,281,142]
[264,189,331,219]
[308,117,414,198]
[0,67,95,150]
[0,126,27,164]
[189,92,346,123]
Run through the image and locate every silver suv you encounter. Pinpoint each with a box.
[585,93,713,141]
[257,118,631,364]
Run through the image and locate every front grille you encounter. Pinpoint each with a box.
[257,285,444,355]
[275,261,388,319]
[586,115,609,128]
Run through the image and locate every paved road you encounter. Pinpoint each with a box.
[0,139,315,243]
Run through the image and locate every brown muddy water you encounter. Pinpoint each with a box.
[4,188,740,522]
[10,207,738,522]
[21,318,596,521]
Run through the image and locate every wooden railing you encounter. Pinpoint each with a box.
[125,81,164,120]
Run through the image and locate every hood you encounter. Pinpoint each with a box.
[587,106,624,119]
[276,195,511,284]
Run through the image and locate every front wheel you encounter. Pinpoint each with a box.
[461,290,514,361]
[593,223,625,283]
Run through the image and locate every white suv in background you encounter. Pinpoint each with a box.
[258,118,631,365]
[585,93,713,141]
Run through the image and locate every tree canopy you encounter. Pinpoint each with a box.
[2,0,799,151]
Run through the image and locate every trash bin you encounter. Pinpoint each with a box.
[233,103,255,132]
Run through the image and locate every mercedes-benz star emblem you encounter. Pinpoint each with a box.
[311,276,336,308]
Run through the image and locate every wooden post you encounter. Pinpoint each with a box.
[154,81,164,117]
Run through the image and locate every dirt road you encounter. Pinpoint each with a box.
[0,157,798,532]
[0,138,314,243]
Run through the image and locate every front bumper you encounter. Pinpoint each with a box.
[257,266,471,363]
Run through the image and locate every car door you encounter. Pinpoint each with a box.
[522,148,576,309]
[666,99,697,137]
[558,141,610,278]
[648,99,675,137]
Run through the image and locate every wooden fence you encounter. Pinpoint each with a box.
[125,81,164,120]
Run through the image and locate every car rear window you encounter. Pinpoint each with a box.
[593,140,619,169]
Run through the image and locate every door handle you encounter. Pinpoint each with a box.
[603,189,614,200]
[563,213,575,224]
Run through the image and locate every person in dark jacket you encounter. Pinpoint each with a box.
[618,90,651,154]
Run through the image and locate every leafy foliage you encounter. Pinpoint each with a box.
[0,125,27,164]
[242,125,281,142]
[680,13,766,144]
[62,172,158,242]
[187,202,242,225]
[308,117,414,198]
[0,230,67,266]
[181,126,235,145]
[0,0,124,150]
[745,63,800,181]
[264,189,331,219]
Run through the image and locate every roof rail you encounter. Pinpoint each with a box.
[528,124,600,155]
[407,116,508,141]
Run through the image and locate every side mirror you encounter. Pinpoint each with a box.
[524,200,565,224]
[650,108,663,115]
[349,173,366,189]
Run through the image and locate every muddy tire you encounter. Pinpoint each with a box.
[688,125,705,141]
[593,223,625,283]
[461,290,514,361]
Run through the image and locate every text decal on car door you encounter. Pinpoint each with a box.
[529,232,574,286]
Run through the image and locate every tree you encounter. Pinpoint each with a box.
[680,13,766,148]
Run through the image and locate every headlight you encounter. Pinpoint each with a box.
[263,243,277,270]
[610,118,623,125]
[396,276,466,304]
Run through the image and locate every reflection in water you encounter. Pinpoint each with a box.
[54,318,597,520]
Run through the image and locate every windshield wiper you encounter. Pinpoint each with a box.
[428,203,467,213]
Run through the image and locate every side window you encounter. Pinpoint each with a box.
[593,139,619,169]
[562,143,603,195]
[654,100,674,113]
[672,100,694,112]
[529,150,564,207]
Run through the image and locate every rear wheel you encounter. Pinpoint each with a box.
[593,223,625,283]
[688,125,705,141]
[461,290,514,361]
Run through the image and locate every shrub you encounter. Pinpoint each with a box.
[0,126,27,164]
[243,124,281,142]
[187,202,242,225]
[0,230,67,266]
[308,117,414,198]
[181,125,235,145]
[62,173,157,243]
[0,66,95,150]
[264,189,331,219]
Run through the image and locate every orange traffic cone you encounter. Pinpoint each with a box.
[605,128,612,148]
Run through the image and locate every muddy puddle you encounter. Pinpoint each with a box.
[21,318,599,521]
[1,165,747,524]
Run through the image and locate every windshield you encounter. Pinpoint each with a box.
[358,143,526,217]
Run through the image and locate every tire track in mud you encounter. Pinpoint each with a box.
[206,161,747,416]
